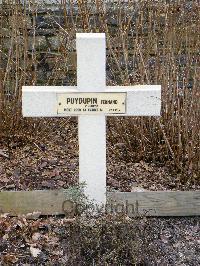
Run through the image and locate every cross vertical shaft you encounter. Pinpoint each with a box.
[77,33,106,205]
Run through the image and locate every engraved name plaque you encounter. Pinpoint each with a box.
[57,92,126,115]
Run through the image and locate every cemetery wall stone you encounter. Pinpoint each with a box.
[0,1,197,87]
[1,1,136,85]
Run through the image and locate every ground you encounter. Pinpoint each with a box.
[0,215,199,265]
[0,119,199,265]
[0,119,198,192]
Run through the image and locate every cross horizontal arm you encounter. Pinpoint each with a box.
[22,85,161,117]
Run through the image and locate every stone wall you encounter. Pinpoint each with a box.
[0,1,198,88]
[0,1,135,86]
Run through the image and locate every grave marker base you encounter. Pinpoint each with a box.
[0,189,199,217]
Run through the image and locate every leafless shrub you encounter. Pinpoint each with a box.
[0,0,199,179]
[62,214,161,265]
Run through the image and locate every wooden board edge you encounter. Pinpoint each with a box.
[0,190,199,217]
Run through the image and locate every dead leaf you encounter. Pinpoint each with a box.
[32,232,41,241]
[3,233,9,240]
[1,177,9,183]
[2,254,18,263]
[131,186,146,192]
[0,150,9,158]
[5,184,15,189]
[41,180,54,188]
[39,162,48,168]
[30,246,42,258]
[25,212,41,219]
[63,217,76,223]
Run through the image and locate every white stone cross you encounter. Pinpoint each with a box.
[22,33,161,206]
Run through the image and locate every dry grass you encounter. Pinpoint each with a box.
[0,0,199,180]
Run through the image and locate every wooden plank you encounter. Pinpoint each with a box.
[0,190,67,216]
[77,33,107,206]
[0,190,200,217]
[22,85,161,117]
[107,191,200,217]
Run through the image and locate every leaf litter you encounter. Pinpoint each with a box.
[0,119,199,264]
